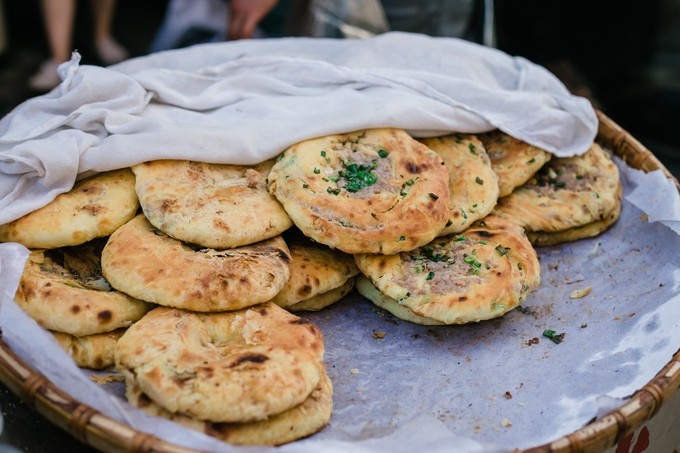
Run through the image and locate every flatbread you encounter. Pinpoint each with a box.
[132,159,292,248]
[115,304,325,423]
[477,130,552,197]
[356,275,444,326]
[270,238,359,309]
[15,245,153,336]
[268,128,451,254]
[0,169,139,249]
[101,215,292,312]
[354,216,540,324]
[51,329,125,370]
[287,278,355,312]
[419,134,500,235]
[126,371,333,446]
[527,182,623,246]
[492,143,621,233]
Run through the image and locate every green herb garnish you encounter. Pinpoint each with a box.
[543,329,565,344]
[378,149,389,158]
[475,177,484,185]
[340,160,379,192]
[426,272,435,281]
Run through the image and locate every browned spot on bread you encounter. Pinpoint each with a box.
[405,160,426,174]
[213,218,232,232]
[79,204,103,216]
[476,231,494,238]
[71,305,81,314]
[297,285,313,297]
[229,353,269,367]
[198,366,214,378]
[98,310,112,322]
[458,296,468,302]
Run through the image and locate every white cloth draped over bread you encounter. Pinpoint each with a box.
[0,32,597,225]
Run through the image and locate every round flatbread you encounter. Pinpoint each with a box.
[51,329,125,370]
[419,133,500,235]
[101,215,291,312]
[287,278,355,312]
[354,216,540,324]
[268,128,451,254]
[492,143,620,233]
[356,275,444,326]
[115,304,325,423]
[477,130,552,197]
[132,159,292,249]
[0,169,139,249]
[527,182,622,246]
[269,239,359,309]
[126,370,333,446]
[15,245,153,336]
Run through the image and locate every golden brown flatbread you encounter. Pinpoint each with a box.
[419,134,500,235]
[101,215,291,312]
[492,143,620,234]
[268,128,451,254]
[126,370,333,446]
[269,238,359,309]
[354,216,540,324]
[132,159,292,249]
[287,278,355,312]
[355,275,444,326]
[51,329,125,370]
[15,245,153,336]
[0,169,139,249]
[116,304,325,423]
[527,182,622,246]
[478,130,552,197]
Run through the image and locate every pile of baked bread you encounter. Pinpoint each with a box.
[0,127,621,445]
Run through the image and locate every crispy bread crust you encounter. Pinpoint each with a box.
[115,304,325,423]
[132,160,292,249]
[101,215,292,311]
[268,128,450,254]
[0,169,139,248]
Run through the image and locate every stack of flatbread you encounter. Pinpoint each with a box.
[0,126,621,446]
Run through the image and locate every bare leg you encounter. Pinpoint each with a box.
[40,0,76,63]
[90,0,117,44]
[90,0,128,64]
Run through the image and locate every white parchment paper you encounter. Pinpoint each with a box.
[0,156,678,452]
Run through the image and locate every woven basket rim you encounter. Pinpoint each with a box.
[0,110,678,453]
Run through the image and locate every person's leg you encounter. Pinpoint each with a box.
[90,0,128,64]
[41,0,76,63]
[29,0,75,90]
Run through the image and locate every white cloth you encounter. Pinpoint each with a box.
[0,32,597,225]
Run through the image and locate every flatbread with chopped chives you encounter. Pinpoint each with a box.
[268,128,451,254]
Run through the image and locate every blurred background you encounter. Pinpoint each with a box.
[0,0,678,177]
[0,0,678,450]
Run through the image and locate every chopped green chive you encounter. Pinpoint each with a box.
[428,193,439,200]
[313,167,320,174]
[378,149,389,158]
[426,272,435,281]
[543,329,565,344]
[475,177,484,185]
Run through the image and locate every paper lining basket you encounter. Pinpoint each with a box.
[0,111,678,452]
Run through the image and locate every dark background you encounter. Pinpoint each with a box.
[0,0,678,451]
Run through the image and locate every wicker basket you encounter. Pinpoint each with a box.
[0,111,678,452]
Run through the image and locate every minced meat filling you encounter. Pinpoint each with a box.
[529,162,594,195]
[394,237,503,296]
